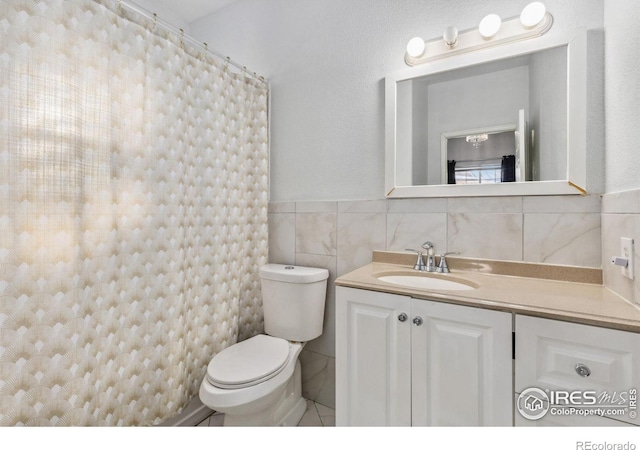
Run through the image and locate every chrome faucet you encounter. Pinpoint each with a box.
[436,252,459,273]
[421,241,436,272]
[405,241,437,272]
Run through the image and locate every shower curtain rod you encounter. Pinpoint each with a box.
[118,0,267,84]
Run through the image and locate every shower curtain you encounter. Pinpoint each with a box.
[0,0,269,426]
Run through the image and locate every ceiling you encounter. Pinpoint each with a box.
[133,0,238,25]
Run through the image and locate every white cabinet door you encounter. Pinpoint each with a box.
[516,315,640,426]
[411,299,513,426]
[336,286,412,426]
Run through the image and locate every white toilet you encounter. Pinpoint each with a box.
[199,264,329,426]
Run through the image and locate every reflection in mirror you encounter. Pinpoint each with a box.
[394,45,567,188]
[446,129,517,185]
[443,109,529,185]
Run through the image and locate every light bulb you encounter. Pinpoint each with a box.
[479,14,502,39]
[443,26,458,49]
[520,2,546,28]
[406,37,426,58]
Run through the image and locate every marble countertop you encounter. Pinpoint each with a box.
[335,260,640,333]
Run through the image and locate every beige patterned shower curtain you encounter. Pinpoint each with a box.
[0,0,269,425]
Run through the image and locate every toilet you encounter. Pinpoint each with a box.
[199,264,329,426]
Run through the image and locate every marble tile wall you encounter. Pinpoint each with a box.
[267,194,602,409]
[601,188,640,305]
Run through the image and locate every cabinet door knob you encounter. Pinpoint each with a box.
[413,316,423,326]
[575,363,591,377]
[398,313,408,322]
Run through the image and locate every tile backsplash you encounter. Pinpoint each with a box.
[268,194,603,409]
[601,188,640,305]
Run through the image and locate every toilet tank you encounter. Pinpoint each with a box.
[259,264,329,342]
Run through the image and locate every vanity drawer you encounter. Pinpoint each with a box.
[515,315,640,426]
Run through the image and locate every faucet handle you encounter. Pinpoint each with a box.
[436,252,459,273]
[405,249,426,271]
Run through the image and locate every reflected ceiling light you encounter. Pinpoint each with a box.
[479,14,502,39]
[520,2,546,28]
[443,26,459,49]
[406,37,426,58]
[466,134,489,148]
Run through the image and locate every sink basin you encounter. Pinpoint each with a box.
[376,274,477,291]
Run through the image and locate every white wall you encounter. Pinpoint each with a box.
[604,0,640,194]
[190,0,604,201]
[600,2,640,307]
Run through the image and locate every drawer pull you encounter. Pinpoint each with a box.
[413,316,423,326]
[575,363,591,377]
[398,313,408,322]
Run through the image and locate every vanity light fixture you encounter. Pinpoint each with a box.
[443,26,459,49]
[406,36,426,58]
[479,14,502,39]
[405,2,552,66]
[520,2,546,28]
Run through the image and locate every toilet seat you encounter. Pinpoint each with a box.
[206,334,290,389]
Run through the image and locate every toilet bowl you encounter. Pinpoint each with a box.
[198,264,328,426]
[199,335,306,426]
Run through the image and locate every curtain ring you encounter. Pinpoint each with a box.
[225,57,230,72]
[153,13,157,30]
[179,28,184,48]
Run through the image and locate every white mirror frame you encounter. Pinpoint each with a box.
[385,28,587,198]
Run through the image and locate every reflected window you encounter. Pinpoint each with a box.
[454,160,502,184]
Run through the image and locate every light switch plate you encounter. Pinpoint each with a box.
[621,237,634,280]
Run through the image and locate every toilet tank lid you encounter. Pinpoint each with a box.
[260,264,329,283]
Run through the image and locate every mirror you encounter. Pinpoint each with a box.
[385,30,587,198]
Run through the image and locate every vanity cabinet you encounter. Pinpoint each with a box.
[336,287,412,426]
[515,315,640,427]
[336,286,513,426]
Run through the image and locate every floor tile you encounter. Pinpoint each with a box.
[197,399,335,427]
[315,402,336,426]
[196,416,210,427]
[209,412,224,426]
[297,399,323,426]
